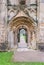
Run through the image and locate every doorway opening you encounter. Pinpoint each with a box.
[18,28,28,48]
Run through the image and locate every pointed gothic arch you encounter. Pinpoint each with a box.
[8,16,37,49]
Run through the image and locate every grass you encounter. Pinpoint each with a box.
[0,52,44,65]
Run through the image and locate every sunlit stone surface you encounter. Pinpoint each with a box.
[0,0,44,51]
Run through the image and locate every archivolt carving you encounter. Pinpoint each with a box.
[8,16,37,31]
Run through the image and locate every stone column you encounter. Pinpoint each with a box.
[28,31,31,48]
[31,31,36,49]
[14,31,18,49]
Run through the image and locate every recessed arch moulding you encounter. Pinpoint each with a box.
[8,16,37,49]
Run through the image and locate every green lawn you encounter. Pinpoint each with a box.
[0,52,44,65]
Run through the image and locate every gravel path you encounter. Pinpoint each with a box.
[13,49,44,62]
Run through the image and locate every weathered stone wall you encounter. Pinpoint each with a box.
[38,2,44,43]
[0,0,44,50]
[0,0,8,51]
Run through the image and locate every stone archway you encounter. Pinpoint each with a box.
[17,28,27,48]
[8,16,37,49]
[13,24,30,48]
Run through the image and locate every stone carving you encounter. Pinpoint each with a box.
[7,0,38,23]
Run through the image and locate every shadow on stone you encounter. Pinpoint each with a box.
[0,41,8,51]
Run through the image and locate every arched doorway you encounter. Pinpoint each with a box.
[8,16,37,49]
[18,28,28,48]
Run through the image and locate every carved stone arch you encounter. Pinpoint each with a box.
[8,16,37,30]
[8,16,37,49]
